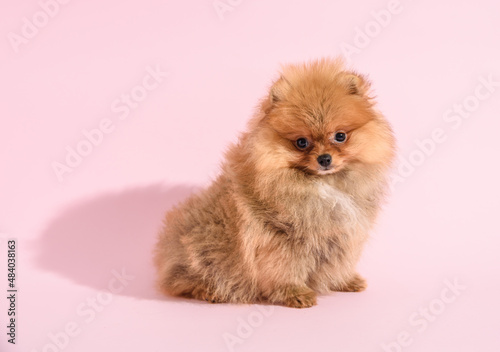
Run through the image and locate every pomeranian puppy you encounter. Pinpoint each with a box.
[154,58,395,308]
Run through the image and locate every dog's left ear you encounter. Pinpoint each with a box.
[338,72,371,96]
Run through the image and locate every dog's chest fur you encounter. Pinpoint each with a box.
[260,179,371,250]
[295,179,370,235]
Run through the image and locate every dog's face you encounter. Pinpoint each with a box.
[260,60,394,176]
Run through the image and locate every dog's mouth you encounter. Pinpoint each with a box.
[291,163,341,176]
[316,161,348,175]
[317,166,336,175]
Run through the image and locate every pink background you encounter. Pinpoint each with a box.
[1,0,499,351]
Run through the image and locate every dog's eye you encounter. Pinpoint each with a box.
[333,131,347,143]
[295,138,309,149]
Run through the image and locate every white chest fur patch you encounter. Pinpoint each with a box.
[316,181,362,227]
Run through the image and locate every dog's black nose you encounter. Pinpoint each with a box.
[317,154,332,167]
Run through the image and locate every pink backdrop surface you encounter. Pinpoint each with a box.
[1,1,499,351]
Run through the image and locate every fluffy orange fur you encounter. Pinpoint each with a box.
[154,58,395,308]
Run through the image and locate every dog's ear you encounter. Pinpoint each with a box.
[338,72,371,96]
[269,76,292,103]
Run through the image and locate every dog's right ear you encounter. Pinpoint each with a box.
[338,72,371,97]
[269,76,291,104]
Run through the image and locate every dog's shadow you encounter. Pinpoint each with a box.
[33,183,199,301]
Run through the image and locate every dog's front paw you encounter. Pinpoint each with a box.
[337,274,367,292]
[189,286,226,303]
[282,287,317,308]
